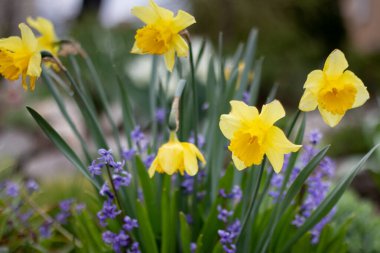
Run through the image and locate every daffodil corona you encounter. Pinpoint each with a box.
[0,23,42,91]
[131,0,196,71]
[27,17,59,56]
[299,49,369,127]
[219,100,301,173]
[148,132,205,177]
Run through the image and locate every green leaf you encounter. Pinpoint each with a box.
[180,212,192,253]
[136,157,160,234]
[136,200,159,253]
[280,144,380,253]
[161,175,172,253]
[27,107,101,189]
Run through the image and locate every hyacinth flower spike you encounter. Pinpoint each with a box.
[131,0,196,72]
[299,49,369,127]
[0,23,42,91]
[219,100,301,173]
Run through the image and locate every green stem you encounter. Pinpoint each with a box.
[106,165,123,214]
[185,38,199,147]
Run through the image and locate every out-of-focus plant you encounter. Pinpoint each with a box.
[0,1,377,252]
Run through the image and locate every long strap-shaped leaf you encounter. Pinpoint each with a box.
[27,107,101,189]
[280,144,380,253]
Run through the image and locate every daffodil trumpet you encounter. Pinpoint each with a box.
[299,49,369,127]
[220,100,301,173]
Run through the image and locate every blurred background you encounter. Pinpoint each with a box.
[1,0,380,217]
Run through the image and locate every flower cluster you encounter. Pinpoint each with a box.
[88,149,140,252]
[218,219,241,253]
[269,130,336,244]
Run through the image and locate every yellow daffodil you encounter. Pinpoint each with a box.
[0,23,42,91]
[219,100,301,173]
[299,49,369,127]
[27,17,59,56]
[131,0,196,72]
[148,131,205,177]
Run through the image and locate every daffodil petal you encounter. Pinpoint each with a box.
[158,143,182,174]
[303,70,324,93]
[148,159,158,178]
[22,73,28,90]
[183,145,198,176]
[259,100,285,125]
[230,100,259,122]
[172,10,196,32]
[318,107,344,127]
[164,49,175,72]
[266,126,302,153]
[219,114,241,139]
[131,42,144,54]
[27,52,42,77]
[185,143,206,164]
[299,90,318,111]
[323,49,348,79]
[131,5,159,24]
[0,36,23,51]
[27,17,56,41]
[19,23,37,52]
[150,0,174,20]
[266,148,284,174]
[232,155,247,171]
[173,35,188,57]
[341,70,369,108]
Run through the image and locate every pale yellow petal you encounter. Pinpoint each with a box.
[230,100,259,122]
[299,90,318,111]
[340,70,369,108]
[131,5,159,24]
[158,143,182,174]
[172,10,196,32]
[183,145,198,176]
[29,76,37,91]
[149,0,173,20]
[27,17,56,41]
[323,49,348,79]
[265,126,302,153]
[164,49,175,72]
[303,70,324,93]
[131,41,144,54]
[19,23,37,52]
[173,35,188,57]
[22,73,28,90]
[27,52,42,77]
[0,36,23,51]
[259,100,285,125]
[232,155,247,171]
[266,148,284,174]
[219,114,241,139]
[148,158,158,178]
[185,143,206,164]
[318,107,344,127]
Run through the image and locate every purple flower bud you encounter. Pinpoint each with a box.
[113,172,132,190]
[242,91,250,105]
[123,216,139,231]
[217,205,233,223]
[128,242,141,253]
[59,199,74,212]
[98,149,114,164]
[155,107,166,123]
[25,179,39,194]
[97,200,121,226]
[102,230,116,244]
[88,160,104,176]
[5,181,19,197]
[131,126,145,144]
[144,154,155,168]
[100,183,114,199]
[190,242,197,253]
[75,203,86,213]
[309,129,322,145]
[110,160,125,174]
[39,222,52,238]
[122,148,136,161]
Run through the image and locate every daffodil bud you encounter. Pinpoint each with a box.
[168,79,186,131]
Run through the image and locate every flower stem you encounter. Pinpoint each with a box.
[105,165,123,214]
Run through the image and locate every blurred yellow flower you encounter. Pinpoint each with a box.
[148,131,205,177]
[299,49,369,127]
[219,100,301,173]
[27,17,59,56]
[131,0,196,72]
[0,23,42,91]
